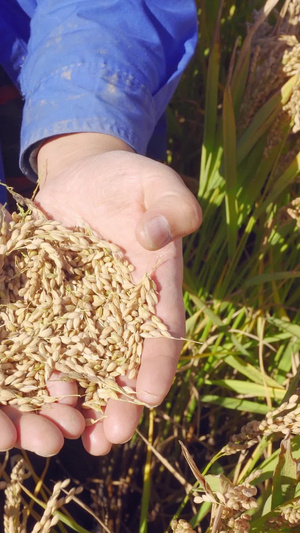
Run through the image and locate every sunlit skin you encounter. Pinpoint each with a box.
[0,133,202,456]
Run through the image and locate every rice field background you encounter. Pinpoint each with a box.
[1,0,300,532]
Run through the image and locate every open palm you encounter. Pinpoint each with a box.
[0,149,201,456]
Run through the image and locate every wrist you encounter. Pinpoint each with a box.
[37,133,134,185]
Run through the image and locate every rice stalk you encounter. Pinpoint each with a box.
[31,479,82,533]
[3,459,27,533]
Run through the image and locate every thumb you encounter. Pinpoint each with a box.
[136,173,202,250]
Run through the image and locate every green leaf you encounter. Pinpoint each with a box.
[199,6,222,197]
[254,150,300,219]
[251,495,300,532]
[224,355,282,388]
[250,510,287,532]
[274,341,300,385]
[203,473,232,494]
[188,293,224,328]
[200,395,269,414]
[244,271,300,288]
[272,434,299,509]
[206,379,285,400]
[237,75,298,165]
[255,437,300,484]
[231,45,250,116]
[223,84,238,257]
[266,317,300,340]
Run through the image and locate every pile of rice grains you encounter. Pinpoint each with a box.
[0,192,170,417]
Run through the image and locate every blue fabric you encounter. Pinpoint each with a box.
[0,1,30,86]
[0,0,197,179]
[0,147,8,205]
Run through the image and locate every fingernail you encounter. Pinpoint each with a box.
[144,216,171,250]
[137,390,161,407]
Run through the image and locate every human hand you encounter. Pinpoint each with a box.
[0,134,201,456]
[0,206,87,456]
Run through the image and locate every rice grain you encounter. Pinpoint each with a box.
[0,194,171,415]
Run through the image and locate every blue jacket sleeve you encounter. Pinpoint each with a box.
[20,0,197,178]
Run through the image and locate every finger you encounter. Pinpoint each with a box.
[2,406,64,457]
[39,403,85,439]
[81,409,112,456]
[136,239,185,405]
[0,410,17,451]
[82,372,142,449]
[136,337,182,406]
[46,371,78,406]
[103,400,143,444]
[136,172,202,250]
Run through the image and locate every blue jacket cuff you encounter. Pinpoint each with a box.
[20,61,160,179]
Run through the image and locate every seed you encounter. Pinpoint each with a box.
[0,191,170,413]
[38,328,53,338]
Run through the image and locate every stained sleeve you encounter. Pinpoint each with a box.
[19,0,198,178]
